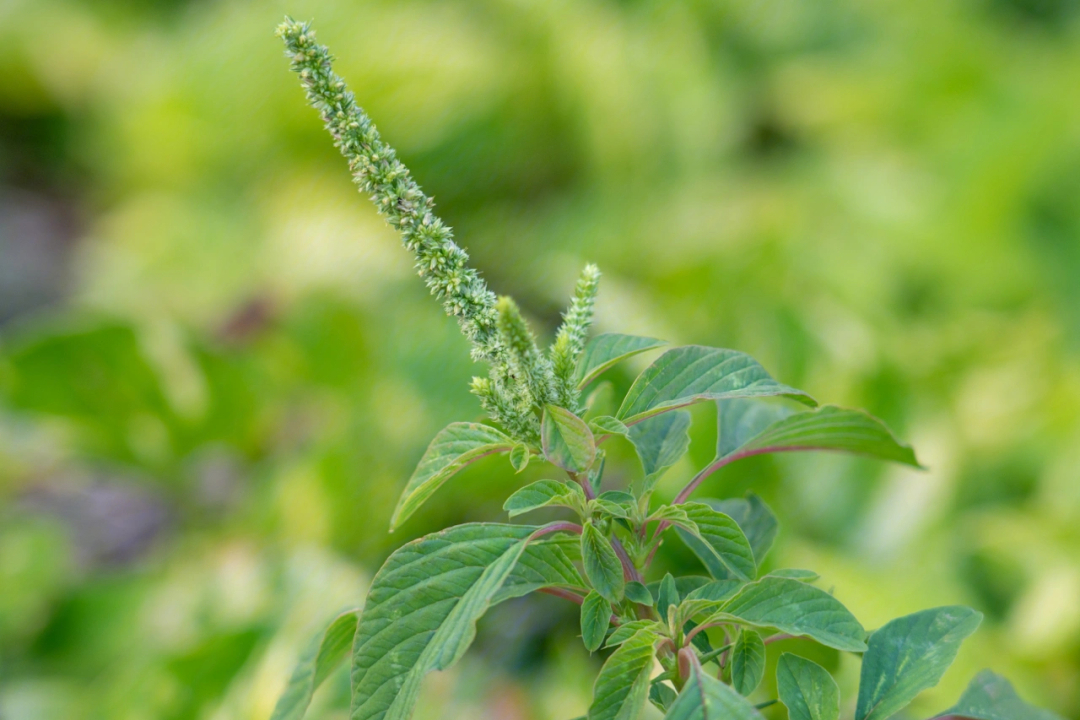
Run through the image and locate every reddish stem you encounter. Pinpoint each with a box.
[531,522,583,539]
[764,633,796,645]
[537,587,585,605]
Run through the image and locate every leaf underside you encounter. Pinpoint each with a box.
[675,503,757,581]
[628,409,692,493]
[664,660,766,720]
[731,629,766,696]
[588,628,659,720]
[543,405,597,472]
[576,333,668,389]
[934,669,1063,720]
[270,609,360,720]
[776,653,840,720]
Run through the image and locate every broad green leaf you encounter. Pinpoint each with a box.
[674,503,756,581]
[503,479,583,518]
[591,415,630,437]
[684,580,743,603]
[270,609,360,720]
[582,591,613,652]
[628,410,692,492]
[650,682,678,714]
[663,659,766,720]
[576,333,667,388]
[588,628,660,720]
[708,495,778,567]
[777,654,840,720]
[649,504,694,527]
[582,521,625,602]
[677,598,727,623]
[617,346,815,424]
[509,444,530,472]
[856,607,983,720]
[714,577,867,652]
[593,499,633,519]
[767,569,820,582]
[625,581,654,606]
[606,620,664,648]
[715,400,920,468]
[933,670,1062,720]
[737,405,920,467]
[390,423,514,531]
[351,524,583,720]
[731,630,766,696]
[543,405,597,472]
[647,576,713,603]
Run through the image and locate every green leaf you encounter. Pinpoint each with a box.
[588,628,660,720]
[650,682,678,714]
[674,503,757,581]
[582,591,614,652]
[576,333,667,388]
[625,581,654,606]
[628,410,692,493]
[737,405,920,467]
[715,400,920,467]
[708,495,778,567]
[270,609,360,720]
[617,346,815,425]
[590,415,630,437]
[767,569,820,582]
[731,630,766,696]
[657,573,681,617]
[684,580,743,603]
[712,577,867,652]
[351,524,583,720]
[390,423,514,531]
[503,479,583,518]
[934,670,1062,720]
[509,444,530,472]
[543,405,597,473]
[581,521,625,603]
[663,659,766,720]
[648,576,713,604]
[606,620,664,648]
[856,606,983,720]
[777,654,840,720]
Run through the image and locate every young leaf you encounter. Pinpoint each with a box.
[625,581,654,606]
[733,405,921,467]
[503,479,582,517]
[664,659,766,720]
[731,630,766,696]
[617,346,816,425]
[674,503,757,581]
[351,524,583,720]
[606,620,664,648]
[509,444,530,472]
[713,577,867,652]
[576,333,667,389]
[581,591,614,652]
[588,628,660,720]
[933,669,1062,720]
[628,410,692,493]
[777,653,840,720]
[543,405,597,472]
[270,609,360,720]
[856,607,983,720]
[657,573,680,617]
[390,423,514,531]
[590,415,630,437]
[708,495,778,567]
[647,576,713,603]
[581,520,626,602]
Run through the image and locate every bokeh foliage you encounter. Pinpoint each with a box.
[1,0,1079,718]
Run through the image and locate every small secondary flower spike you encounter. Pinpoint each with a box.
[273,18,1062,720]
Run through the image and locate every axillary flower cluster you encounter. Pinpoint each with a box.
[277,17,597,443]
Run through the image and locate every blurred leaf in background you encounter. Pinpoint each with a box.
[1,0,1079,718]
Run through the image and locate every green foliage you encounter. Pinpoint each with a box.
[936,670,1062,720]
[270,610,360,720]
[264,19,1063,720]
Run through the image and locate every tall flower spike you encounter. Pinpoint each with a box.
[497,296,557,409]
[278,18,538,440]
[550,264,601,409]
[276,18,501,363]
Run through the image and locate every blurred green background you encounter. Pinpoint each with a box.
[2,0,1080,718]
